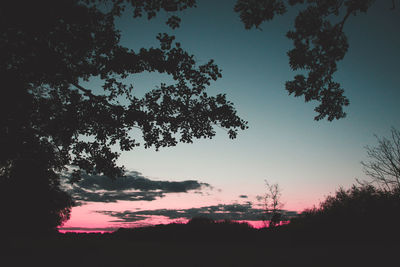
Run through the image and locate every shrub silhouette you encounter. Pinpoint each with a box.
[289,184,400,241]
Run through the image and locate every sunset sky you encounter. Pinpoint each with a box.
[60,0,400,232]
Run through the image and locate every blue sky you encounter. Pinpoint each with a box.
[62,0,400,230]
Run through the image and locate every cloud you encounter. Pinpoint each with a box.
[63,171,212,204]
[68,187,165,203]
[96,202,298,223]
[239,195,248,198]
[75,171,211,192]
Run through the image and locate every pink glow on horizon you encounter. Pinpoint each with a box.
[61,188,302,232]
[59,218,291,233]
[58,229,114,234]
[232,220,290,228]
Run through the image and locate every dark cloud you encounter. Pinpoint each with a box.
[97,203,298,223]
[239,195,248,198]
[63,171,212,204]
[69,187,165,203]
[76,171,211,192]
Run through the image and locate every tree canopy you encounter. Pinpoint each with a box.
[1,0,247,231]
[234,0,380,121]
[1,0,247,178]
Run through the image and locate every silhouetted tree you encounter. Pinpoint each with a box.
[0,157,73,233]
[257,180,284,227]
[361,127,400,191]
[290,184,400,240]
[1,0,247,231]
[234,0,392,121]
[187,217,215,225]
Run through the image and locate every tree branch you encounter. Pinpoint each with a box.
[71,82,144,132]
[338,9,352,32]
[71,82,96,98]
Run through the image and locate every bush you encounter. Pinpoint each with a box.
[289,184,400,241]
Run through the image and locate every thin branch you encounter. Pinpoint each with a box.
[338,9,352,32]
[363,128,400,190]
[71,82,92,96]
[72,82,144,132]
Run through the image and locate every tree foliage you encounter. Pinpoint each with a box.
[0,156,73,232]
[290,184,400,240]
[234,0,380,121]
[1,0,247,231]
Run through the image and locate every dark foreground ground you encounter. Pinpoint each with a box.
[3,230,399,267]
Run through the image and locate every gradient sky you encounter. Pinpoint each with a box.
[61,0,400,231]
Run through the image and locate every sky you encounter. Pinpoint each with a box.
[60,0,400,232]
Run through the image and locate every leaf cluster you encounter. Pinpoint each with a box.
[235,0,376,120]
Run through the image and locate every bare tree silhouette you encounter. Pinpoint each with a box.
[257,180,284,227]
[361,127,400,191]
